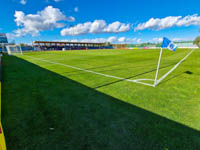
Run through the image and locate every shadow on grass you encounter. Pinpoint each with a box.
[159,70,194,85]
[185,71,193,75]
[94,62,178,89]
[2,55,200,150]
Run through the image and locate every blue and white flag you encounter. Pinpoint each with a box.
[161,37,177,52]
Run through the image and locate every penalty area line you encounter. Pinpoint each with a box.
[23,55,155,87]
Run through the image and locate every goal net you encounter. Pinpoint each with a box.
[6,45,23,55]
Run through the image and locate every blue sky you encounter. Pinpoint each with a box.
[0,0,200,44]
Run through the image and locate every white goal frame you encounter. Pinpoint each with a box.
[6,45,23,55]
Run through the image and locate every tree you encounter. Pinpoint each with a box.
[193,36,200,48]
[19,43,26,47]
[105,42,111,46]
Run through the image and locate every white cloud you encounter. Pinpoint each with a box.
[107,36,118,43]
[136,38,142,43]
[11,6,75,37]
[70,39,78,42]
[90,20,107,33]
[118,37,126,42]
[117,37,140,43]
[80,38,107,43]
[171,37,194,42]
[134,14,200,31]
[61,20,130,36]
[149,37,194,43]
[74,7,79,12]
[60,36,140,44]
[104,21,130,33]
[20,0,26,5]
[151,38,163,43]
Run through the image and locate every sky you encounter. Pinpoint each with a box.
[0,0,200,44]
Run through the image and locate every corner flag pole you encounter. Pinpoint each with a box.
[155,48,195,86]
[154,48,163,86]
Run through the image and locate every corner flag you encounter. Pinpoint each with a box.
[161,37,177,52]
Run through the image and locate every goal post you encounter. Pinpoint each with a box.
[6,45,23,55]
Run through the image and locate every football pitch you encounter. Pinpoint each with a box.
[1,49,200,149]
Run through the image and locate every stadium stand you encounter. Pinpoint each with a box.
[33,41,114,51]
[0,33,8,53]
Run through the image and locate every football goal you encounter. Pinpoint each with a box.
[6,45,23,55]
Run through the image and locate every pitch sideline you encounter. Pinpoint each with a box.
[22,55,155,87]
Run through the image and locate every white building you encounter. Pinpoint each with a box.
[175,41,198,48]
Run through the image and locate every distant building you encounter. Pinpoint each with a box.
[112,44,127,49]
[0,33,8,44]
[175,41,197,48]
[0,33,8,52]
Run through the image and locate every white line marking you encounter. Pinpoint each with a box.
[155,49,195,86]
[23,55,155,87]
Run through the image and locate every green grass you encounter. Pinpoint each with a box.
[2,49,200,150]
